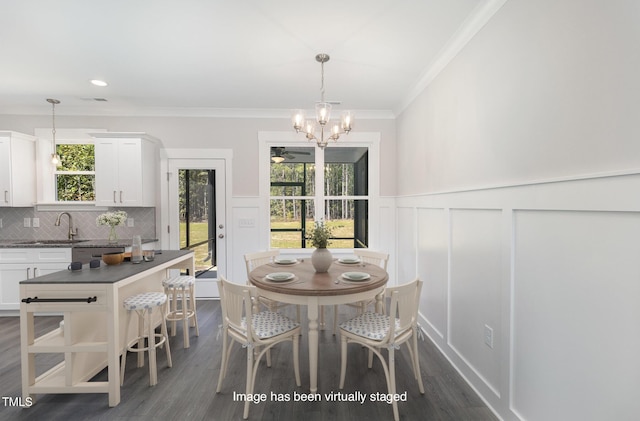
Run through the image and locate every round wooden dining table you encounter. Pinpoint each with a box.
[249,258,389,393]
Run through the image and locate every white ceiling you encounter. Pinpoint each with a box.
[0,0,495,117]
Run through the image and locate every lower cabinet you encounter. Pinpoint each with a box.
[0,248,71,311]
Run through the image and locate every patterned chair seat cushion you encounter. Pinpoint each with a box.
[123,292,167,310]
[162,275,196,289]
[241,311,300,339]
[339,312,401,341]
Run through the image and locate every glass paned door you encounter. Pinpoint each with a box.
[179,169,216,275]
[168,158,226,287]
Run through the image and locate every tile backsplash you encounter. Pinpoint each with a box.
[0,207,156,241]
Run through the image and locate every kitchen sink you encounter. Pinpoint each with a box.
[16,239,88,245]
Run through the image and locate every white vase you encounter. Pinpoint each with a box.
[311,248,333,272]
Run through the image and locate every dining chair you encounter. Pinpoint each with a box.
[216,276,301,419]
[332,249,389,333]
[338,278,424,421]
[244,251,301,322]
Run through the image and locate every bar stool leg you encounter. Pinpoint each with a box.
[148,308,157,386]
[181,287,189,348]
[162,300,172,368]
[120,309,133,386]
[137,311,145,368]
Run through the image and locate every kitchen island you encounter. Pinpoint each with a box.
[20,249,194,407]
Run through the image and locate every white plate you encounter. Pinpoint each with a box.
[266,272,295,282]
[338,257,361,264]
[341,272,370,281]
[274,258,298,265]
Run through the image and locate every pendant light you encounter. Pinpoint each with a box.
[47,98,61,167]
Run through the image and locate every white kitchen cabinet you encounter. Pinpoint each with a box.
[92,132,159,207]
[0,131,37,207]
[0,248,71,310]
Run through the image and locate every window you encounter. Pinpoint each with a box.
[269,145,369,249]
[54,143,95,201]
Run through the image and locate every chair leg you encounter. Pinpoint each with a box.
[243,344,254,419]
[368,348,374,368]
[389,348,399,421]
[339,336,348,389]
[333,305,338,335]
[296,305,301,323]
[216,329,228,393]
[412,332,425,394]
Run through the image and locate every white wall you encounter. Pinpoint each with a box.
[396,1,640,420]
[0,114,397,197]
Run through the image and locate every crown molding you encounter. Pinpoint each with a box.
[395,0,508,115]
[0,105,395,120]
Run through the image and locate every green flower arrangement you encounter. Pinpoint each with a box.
[307,220,332,248]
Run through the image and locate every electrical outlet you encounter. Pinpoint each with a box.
[127,218,134,227]
[0,218,3,228]
[32,218,40,228]
[24,218,31,228]
[484,325,494,349]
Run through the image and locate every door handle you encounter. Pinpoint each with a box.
[120,191,123,203]
[4,190,8,203]
[26,268,31,279]
[113,191,117,203]
[34,267,39,277]
[218,234,224,239]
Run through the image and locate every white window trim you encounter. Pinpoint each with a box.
[34,128,106,205]
[258,131,380,255]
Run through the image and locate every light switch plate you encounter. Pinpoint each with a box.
[24,218,31,228]
[32,218,40,228]
[127,218,134,227]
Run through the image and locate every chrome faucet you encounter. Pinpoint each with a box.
[55,212,78,240]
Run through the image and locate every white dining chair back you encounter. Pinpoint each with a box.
[216,276,301,419]
[353,249,389,270]
[244,250,280,280]
[338,278,424,421]
[244,250,301,323]
[331,249,390,333]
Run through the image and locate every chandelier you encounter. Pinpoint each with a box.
[47,98,61,166]
[291,53,353,148]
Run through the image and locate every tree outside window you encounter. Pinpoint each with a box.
[270,146,368,249]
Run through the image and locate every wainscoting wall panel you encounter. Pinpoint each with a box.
[417,207,448,338]
[511,209,640,421]
[398,172,640,421]
[449,208,502,397]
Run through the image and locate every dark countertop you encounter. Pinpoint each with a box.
[0,238,158,248]
[20,250,192,284]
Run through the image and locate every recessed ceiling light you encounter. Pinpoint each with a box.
[90,79,108,87]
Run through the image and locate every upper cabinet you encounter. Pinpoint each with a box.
[92,133,159,207]
[0,131,36,207]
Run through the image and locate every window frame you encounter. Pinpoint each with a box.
[53,141,96,202]
[259,131,380,254]
[34,128,106,207]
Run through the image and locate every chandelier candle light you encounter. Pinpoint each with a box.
[97,210,128,243]
[292,53,353,149]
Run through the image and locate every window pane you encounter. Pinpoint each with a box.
[270,146,315,196]
[270,198,314,248]
[57,144,95,171]
[323,199,368,248]
[324,147,368,196]
[270,185,303,196]
[56,174,96,201]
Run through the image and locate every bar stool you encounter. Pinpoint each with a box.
[120,291,172,386]
[163,275,200,348]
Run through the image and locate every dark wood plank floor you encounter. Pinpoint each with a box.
[0,301,497,420]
